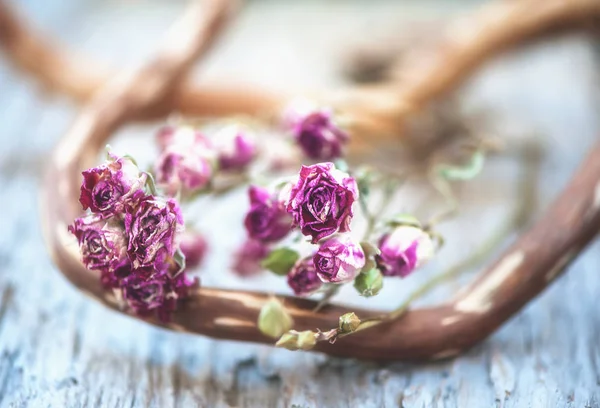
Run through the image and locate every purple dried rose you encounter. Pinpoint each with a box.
[79,154,146,216]
[125,196,184,270]
[121,271,198,322]
[244,186,292,243]
[232,239,269,277]
[215,125,257,171]
[68,215,128,273]
[287,257,323,296]
[286,162,358,243]
[179,231,208,270]
[292,110,348,160]
[376,226,435,278]
[313,235,365,283]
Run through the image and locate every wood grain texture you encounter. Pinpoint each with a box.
[1,0,600,406]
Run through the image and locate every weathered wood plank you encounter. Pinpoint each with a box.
[0,0,599,407]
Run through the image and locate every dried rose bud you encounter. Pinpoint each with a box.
[339,312,361,333]
[214,125,257,171]
[313,235,365,283]
[69,215,128,273]
[244,186,292,243]
[257,298,294,338]
[156,125,176,150]
[292,110,348,160]
[376,226,435,278]
[275,330,317,351]
[125,196,184,271]
[179,231,208,270]
[286,162,358,243]
[232,239,269,276]
[79,154,145,216]
[154,127,215,194]
[287,257,323,296]
[353,268,383,297]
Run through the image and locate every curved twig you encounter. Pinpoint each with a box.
[1,0,599,136]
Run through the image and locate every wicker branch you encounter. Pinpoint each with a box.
[1,0,599,134]
[0,0,284,120]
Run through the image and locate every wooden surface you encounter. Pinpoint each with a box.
[1,0,600,406]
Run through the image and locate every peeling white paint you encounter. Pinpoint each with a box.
[455,251,525,314]
[441,315,463,326]
[214,317,255,328]
[431,349,460,360]
[545,249,577,282]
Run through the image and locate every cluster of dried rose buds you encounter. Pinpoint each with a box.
[231,107,438,342]
[244,161,436,301]
[69,153,203,321]
[155,124,257,196]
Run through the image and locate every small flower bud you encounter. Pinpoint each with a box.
[214,125,257,171]
[258,298,294,338]
[275,331,300,350]
[339,312,361,333]
[244,185,292,243]
[232,239,269,277]
[179,231,208,270]
[353,268,383,297]
[275,330,317,351]
[376,226,435,278]
[296,330,317,350]
[154,127,215,194]
[314,235,365,283]
[287,257,323,296]
[283,102,349,160]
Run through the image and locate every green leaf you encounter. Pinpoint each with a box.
[261,248,300,276]
[436,150,485,181]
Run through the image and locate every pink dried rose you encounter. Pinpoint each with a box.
[313,235,365,283]
[286,162,358,243]
[232,239,269,277]
[287,257,323,296]
[155,125,176,150]
[376,226,435,278]
[154,127,215,194]
[68,215,129,273]
[292,110,348,160]
[244,186,292,243]
[79,154,146,216]
[179,231,208,270]
[214,125,257,171]
[125,196,184,270]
